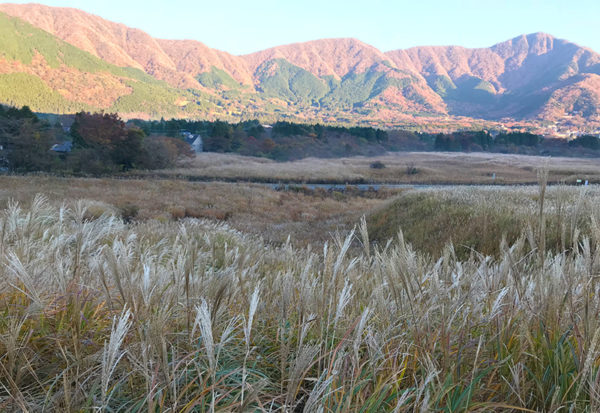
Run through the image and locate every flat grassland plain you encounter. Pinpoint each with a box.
[139,151,600,184]
[2,152,600,411]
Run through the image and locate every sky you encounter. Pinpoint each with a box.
[5,0,600,54]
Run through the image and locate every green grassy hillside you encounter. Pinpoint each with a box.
[256,58,329,104]
[255,59,422,111]
[197,66,243,90]
[0,12,156,83]
[323,68,417,108]
[0,73,91,113]
[0,12,214,116]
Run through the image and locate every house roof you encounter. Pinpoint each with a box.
[185,135,202,144]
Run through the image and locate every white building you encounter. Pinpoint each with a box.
[181,131,203,153]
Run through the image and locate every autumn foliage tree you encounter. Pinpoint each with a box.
[139,136,195,169]
[71,113,126,148]
[70,112,147,171]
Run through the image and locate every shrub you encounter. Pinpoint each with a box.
[370,160,386,169]
[183,207,230,221]
[139,136,194,169]
[406,162,419,175]
[168,205,186,220]
[118,203,139,223]
[83,201,116,220]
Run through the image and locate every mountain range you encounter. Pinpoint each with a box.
[1,2,600,128]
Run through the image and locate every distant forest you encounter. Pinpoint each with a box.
[1,105,599,175]
[131,118,600,160]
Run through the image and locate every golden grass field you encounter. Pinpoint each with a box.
[0,175,393,246]
[136,151,600,184]
[3,153,600,410]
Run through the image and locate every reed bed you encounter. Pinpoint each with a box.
[137,152,600,185]
[369,184,600,258]
[1,192,600,411]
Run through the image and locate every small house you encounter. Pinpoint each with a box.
[188,136,203,153]
[181,132,203,153]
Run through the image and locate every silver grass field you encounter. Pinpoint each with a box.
[2,180,600,411]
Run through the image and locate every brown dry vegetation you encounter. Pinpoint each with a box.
[0,175,394,246]
[3,171,600,256]
[3,179,600,410]
[139,151,600,184]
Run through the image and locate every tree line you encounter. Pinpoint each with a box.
[432,130,600,153]
[0,106,193,174]
[1,104,599,174]
[433,131,543,151]
[131,118,389,160]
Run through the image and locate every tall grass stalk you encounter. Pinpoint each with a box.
[100,308,132,410]
[0,193,599,410]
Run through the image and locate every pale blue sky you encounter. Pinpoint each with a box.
[5,0,600,54]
